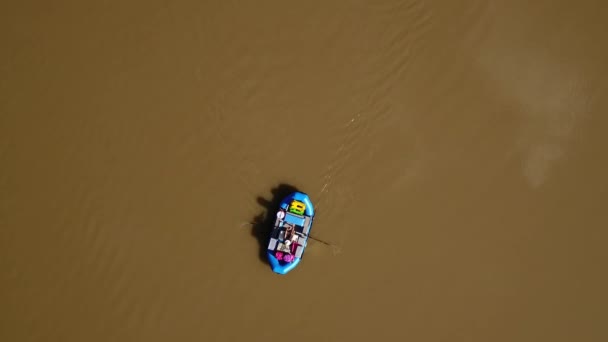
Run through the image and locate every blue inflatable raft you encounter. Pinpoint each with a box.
[267,192,315,275]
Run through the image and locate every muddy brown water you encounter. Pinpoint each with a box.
[1,1,607,341]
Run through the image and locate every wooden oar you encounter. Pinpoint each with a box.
[302,234,333,246]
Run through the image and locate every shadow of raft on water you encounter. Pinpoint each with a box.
[250,183,301,265]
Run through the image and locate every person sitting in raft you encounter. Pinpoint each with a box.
[284,224,298,247]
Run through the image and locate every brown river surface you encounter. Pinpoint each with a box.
[2,1,607,341]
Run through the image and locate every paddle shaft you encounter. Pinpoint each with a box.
[306,235,333,246]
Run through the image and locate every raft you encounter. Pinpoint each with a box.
[266,192,315,274]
